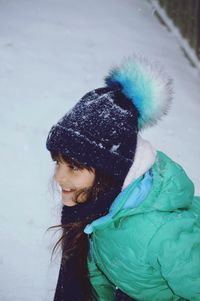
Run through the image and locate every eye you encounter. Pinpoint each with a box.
[69,164,79,171]
[54,160,60,165]
[72,166,79,171]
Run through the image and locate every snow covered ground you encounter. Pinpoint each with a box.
[0,0,199,300]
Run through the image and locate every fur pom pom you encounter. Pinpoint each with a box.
[105,55,173,129]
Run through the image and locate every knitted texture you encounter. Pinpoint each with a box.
[46,86,138,179]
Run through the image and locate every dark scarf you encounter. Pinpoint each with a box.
[53,183,124,301]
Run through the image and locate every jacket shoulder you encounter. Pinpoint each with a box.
[150,151,195,211]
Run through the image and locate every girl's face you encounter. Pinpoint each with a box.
[54,156,95,206]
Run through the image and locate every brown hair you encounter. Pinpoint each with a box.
[47,151,119,300]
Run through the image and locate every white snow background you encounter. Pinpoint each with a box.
[0,0,199,300]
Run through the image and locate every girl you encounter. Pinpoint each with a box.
[46,56,200,301]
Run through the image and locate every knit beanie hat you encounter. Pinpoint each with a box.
[46,56,173,180]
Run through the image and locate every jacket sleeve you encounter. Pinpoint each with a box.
[87,252,116,301]
[148,211,200,301]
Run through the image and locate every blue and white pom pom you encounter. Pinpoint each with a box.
[105,55,173,130]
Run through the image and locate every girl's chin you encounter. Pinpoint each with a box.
[61,191,77,206]
[62,199,77,206]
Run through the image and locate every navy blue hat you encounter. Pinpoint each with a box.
[46,56,173,180]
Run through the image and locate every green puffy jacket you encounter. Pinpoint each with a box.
[84,151,200,301]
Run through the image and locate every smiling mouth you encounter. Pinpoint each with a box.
[62,189,75,194]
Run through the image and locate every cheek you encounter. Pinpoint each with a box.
[88,173,95,186]
[78,172,95,188]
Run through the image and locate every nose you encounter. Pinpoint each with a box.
[54,164,69,185]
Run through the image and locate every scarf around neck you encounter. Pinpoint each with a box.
[53,183,123,301]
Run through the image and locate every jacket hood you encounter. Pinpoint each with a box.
[142,151,195,212]
[84,150,194,234]
[118,151,194,216]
